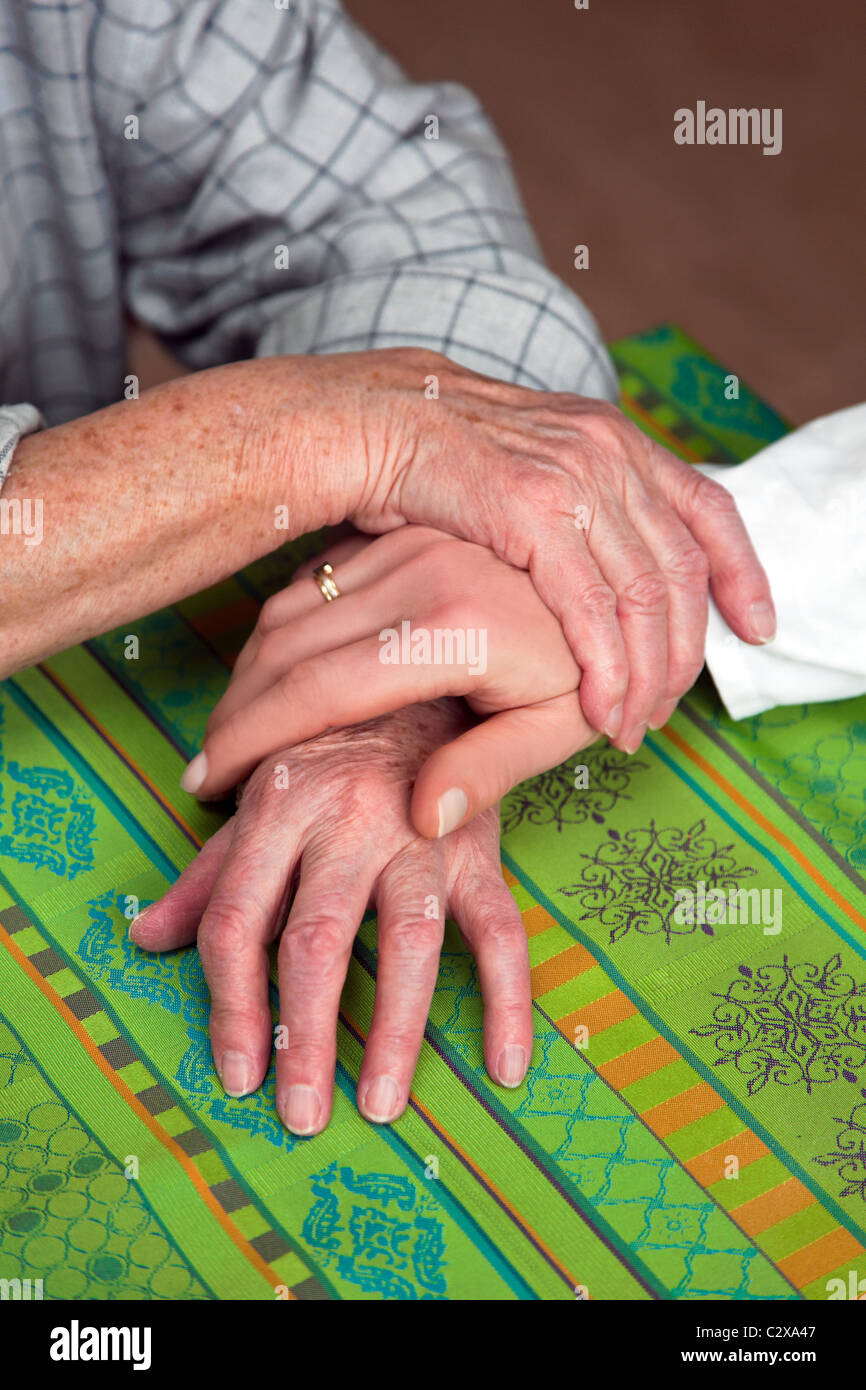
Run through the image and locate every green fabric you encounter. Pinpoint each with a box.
[1,324,864,1301]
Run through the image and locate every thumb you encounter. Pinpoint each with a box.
[129,819,234,951]
[410,694,599,839]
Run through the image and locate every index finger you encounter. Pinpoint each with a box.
[183,635,460,799]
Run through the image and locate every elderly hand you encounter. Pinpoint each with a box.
[4,350,773,714]
[273,348,774,741]
[130,699,532,1135]
[187,526,604,836]
[174,349,772,805]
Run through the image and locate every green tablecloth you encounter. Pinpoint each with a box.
[1,324,865,1300]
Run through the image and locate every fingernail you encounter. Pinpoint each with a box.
[622,722,647,755]
[180,751,208,795]
[603,702,624,740]
[437,787,467,838]
[218,1051,255,1098]
[648,698,677,731]
[361,1075,401,1123]
[748,600,777,643]
[281,1084,321,1135]
[496,1045,527,1088]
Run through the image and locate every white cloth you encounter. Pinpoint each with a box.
[699,402,866,719]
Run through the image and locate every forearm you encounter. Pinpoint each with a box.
[0,359,359,677]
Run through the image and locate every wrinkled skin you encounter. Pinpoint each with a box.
[166,348,775,805]
[132,698,533,1136]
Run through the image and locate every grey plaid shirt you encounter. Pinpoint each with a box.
[0,0,616,484]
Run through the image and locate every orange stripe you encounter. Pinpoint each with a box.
[599,1035,680,1090]
[0,922,286,1295]
[530,942,595,997]
[778,1228,864,1288]
[731,1177,815,1237]
[40,664,204,848]
[559,990,637,1043]
[521,904,560,939]
[685,1130,769,1187]
[620,391,704,462]
[662,725,866,932]
[339,1006,586,1295]
[541,964,841,1292]
[641,1081,726,1138]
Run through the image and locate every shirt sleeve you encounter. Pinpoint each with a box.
[0,404,45,493]
[90,0,616,398]
[699,402,866,719]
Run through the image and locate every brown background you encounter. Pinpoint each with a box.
[133,0,864,424]
[346,0,863,423]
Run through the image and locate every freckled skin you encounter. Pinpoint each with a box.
[0,354,376,676]
[1,343,772,754]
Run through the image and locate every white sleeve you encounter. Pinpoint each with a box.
[698,402,866,719]
[0,404,45,492]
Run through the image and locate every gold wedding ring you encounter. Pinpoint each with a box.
[312,561,341,602]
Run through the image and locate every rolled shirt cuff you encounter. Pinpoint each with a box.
[0,403,46,492]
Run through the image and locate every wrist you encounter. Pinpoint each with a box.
[231,355,372,538]
[249,348,439,537]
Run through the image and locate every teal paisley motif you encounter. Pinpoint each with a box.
[302,1161,448,1300]
[79,891,298,1152]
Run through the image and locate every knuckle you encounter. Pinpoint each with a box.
[279,657,319,707]
[576,579,618,622]
[394,344,446,374]
[578,410,629,457]
[256,595,283,638]
[210,1001,263,1034]
[243,758,275,801]
[668,656,705,698]
[281,914,349,970]
[370,1026,418,1060]
[280,1035,332,1070]
[199,910,247,967]
[415,540,462,606]
[470,902,524,951]
[425,596,470,633]
[534,388,583,410]
[666,543,710,584]
[385,916,442,964]
[691,474,738,516]
[525,467,575,516]
[717,554,762,593]
[620,569,668,614]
